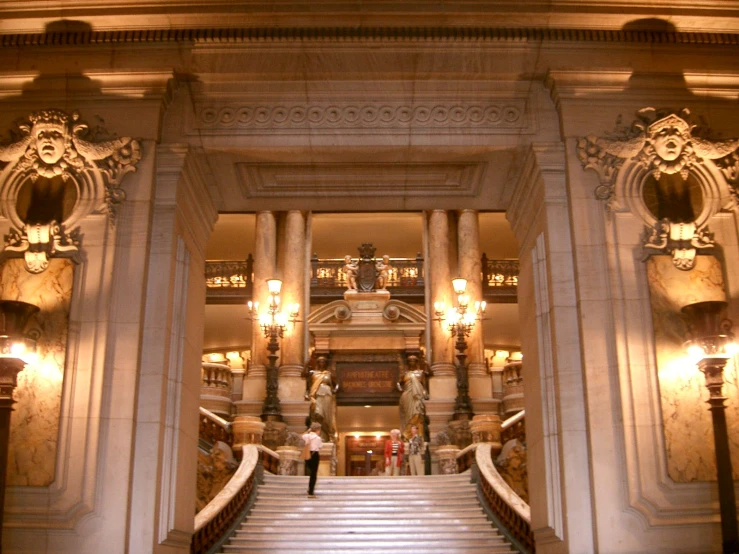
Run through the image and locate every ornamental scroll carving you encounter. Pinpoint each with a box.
[0,109,142,273]
[577,108,739,270]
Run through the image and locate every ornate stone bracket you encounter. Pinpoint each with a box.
[4,221,81,274]
[642,219,714,271]
[578,107,739,271]
[0,109,142,273]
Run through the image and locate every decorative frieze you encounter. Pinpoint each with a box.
[196,102,527,133]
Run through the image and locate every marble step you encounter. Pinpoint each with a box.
[223,546,514,554]
[224,538,509,549]
[233,529,505,540]
[256,496,476,506]
[251,504,483,514]
[222,540,516,554]
[237,523,497,534]
[244,515,491,526]
[261,476,471,487]
[258,485,477,496]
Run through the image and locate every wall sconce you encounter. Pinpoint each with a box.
[434,278,486,420]
[681,300,739,554]
[0,299,39,548]
[247,279,300,422]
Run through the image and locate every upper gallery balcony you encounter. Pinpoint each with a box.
[205,254,518,305]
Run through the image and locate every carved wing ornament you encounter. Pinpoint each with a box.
[0,109,143,274]
[577,108,739,271]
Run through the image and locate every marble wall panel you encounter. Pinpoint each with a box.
[0,258,72,486]
[647,254,739,482]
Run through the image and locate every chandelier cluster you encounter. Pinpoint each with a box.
[433,277,486,336]
[247,278,300,338]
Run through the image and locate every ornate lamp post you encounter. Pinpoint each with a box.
[0,300,39,550]
[681,300,739,554]
[434,278,486,421]
[248,279,299,423]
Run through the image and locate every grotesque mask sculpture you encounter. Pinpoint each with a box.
[0,109,142,273]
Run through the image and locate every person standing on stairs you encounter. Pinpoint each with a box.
[303,422,323,498]
[407,424,425,476]
[384,428,404,476]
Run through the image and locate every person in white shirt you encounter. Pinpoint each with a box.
[302,422,323,497]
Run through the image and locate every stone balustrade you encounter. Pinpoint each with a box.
[200,362,234,418]
[502,360,524,416]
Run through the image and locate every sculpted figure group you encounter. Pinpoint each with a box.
[341,253,392,291]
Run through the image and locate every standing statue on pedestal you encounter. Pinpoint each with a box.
[304,355,338,441]
[397,354,430,439]
[375,254,392,290]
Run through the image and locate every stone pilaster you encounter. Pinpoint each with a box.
[507,142,594,553]
[129,144,217,552]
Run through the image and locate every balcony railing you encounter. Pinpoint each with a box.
[205,254,518,304]
[205,255,253,304]
[482,254,519,304]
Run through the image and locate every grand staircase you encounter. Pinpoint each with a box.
[220,472,518,553]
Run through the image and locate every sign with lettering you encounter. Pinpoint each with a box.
[336,362,400,405]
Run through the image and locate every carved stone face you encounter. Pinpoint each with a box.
[651,125,687,162]
[33,123,67,165]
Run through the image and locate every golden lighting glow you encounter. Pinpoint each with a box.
[274,312,288,328]
[266,278,282,295]
[452,278,467,295]
[659,355,702,383]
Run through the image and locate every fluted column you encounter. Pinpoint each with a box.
[240,211,276,413]
[428,210,454,376]
[457,209,493,410]
[426,210,456,438]
[278,210,309,431]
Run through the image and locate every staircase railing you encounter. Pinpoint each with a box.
[474,442,534,554]
[191,444,266,554]
[198,407,231,451]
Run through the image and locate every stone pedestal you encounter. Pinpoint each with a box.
[262,420,287,451]
[448,419,472,449]
[232,415,266,450]
[276,446,301,475]
[470,414,502,455]
[436,445,461,475]
[318,442,336,476]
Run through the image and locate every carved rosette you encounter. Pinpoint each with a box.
[577,108,739,271]
[0,109,142,273]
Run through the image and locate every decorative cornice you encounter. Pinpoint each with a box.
[3,27,739,48]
